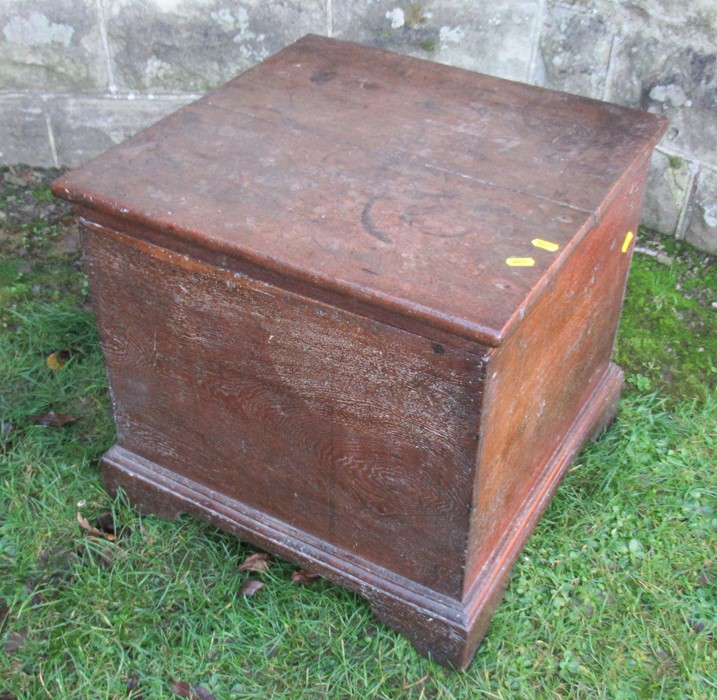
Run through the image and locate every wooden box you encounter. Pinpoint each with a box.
[52,35,666,669]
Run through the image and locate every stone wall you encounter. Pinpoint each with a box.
[1,0,716,252]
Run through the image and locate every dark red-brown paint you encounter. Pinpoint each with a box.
[52,35,666,669]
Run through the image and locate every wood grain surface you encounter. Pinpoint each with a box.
[52,35,666,348]
[83,221,486,597]
[52,34,667,669]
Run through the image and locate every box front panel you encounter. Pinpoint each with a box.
[83,223,486,597]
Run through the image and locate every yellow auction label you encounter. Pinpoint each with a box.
[622,231,634,253]
[531,238,560,252]
[506,257,535,267]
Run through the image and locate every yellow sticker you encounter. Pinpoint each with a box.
[531,238,560,252]
[622,231,634,253]
[506,257,535,267]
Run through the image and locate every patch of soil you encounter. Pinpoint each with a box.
[0,165,78,261]
[0,165,72,228]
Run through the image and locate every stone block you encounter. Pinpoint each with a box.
[0,0,107,91]
[49,95,195,167]
[684,167,717,254]
[333,0,539,82]
[604,1,717,165]
[642,150,693,236]
[537,2,612,99]
[104,0,327,92]
[0,95,53,166]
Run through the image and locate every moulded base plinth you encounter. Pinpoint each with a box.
[102,363,623,669]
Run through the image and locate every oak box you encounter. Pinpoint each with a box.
[52,35,666,668]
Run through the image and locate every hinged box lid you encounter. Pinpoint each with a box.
[52,35,666,349]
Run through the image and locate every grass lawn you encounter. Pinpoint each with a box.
[1,166,716,698]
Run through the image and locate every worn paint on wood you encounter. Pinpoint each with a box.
[83,222,486,597]
[52,34,665,349]
[52,35,667,669]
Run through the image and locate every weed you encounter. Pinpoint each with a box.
[667,154,684,170]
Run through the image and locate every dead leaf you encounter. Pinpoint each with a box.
[238,552,271,573]
[4,630,27,654]
[46,350,70,371]
[171,681,192,697]
[291,569,321,584]
[28,412,77,427]
[77,512,100,535]
[77,512,115,540]
[239,580,265,597]
[403,674,430,690]
[170,682,215,700]
[0,692,18,700]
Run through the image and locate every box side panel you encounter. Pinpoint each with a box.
[82,223,486,598]
[464,163,649,593]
